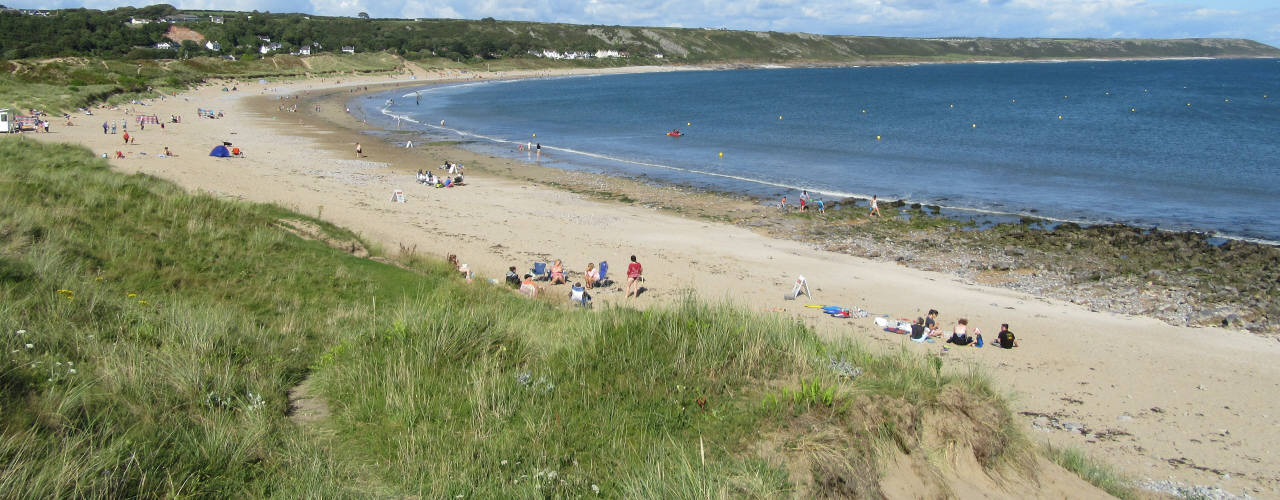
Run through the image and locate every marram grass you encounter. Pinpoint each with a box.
[2,138,1037,497]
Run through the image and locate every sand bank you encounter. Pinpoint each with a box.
[26,64,1280,497]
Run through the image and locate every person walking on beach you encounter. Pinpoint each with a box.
[817,199,825,213]
[122,131,130,145]
[779,196,787,211]
[535,142,542,160]
[102,121,108,134]
[355,142,362,157]
[626,255,643,298]
[869,195,882,217]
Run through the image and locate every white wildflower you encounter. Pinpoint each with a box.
[55,362,62,366]
[69,369,77,374]
[500,460,508,465]
[24,344,33,349]
[592,484,600,494]
[16,329,26,335]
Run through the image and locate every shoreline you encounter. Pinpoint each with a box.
[24,64,1280,496]
[354,62,1280,248]
[327,70,1279,334]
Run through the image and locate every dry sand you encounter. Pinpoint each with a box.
[27,64,1280,498]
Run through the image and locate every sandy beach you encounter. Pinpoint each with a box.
[27,64,1280,498]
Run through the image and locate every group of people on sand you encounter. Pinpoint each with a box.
[780,190,827,213]
[502,255,645,303]
[902,309,1018,349]
[779,191,887,218]
[415,161,465,187]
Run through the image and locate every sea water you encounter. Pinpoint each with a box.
[359,58,1280,243]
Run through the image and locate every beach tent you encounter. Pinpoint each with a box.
[209,145,231,157]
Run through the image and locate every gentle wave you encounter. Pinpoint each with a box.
[377,105,1278,246]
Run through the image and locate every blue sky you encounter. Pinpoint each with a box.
[21,0,1280,48]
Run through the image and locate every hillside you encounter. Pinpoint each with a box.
[0,138,1123,497]
[1,5,1276,63]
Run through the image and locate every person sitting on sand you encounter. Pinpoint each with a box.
[997,324,1018,349]
[505,266,521,288]
[519,274,539,298]
[550,259,566,284]
[946,318,973,346]
[416,169,426,184]
[569,282,591,307]
[584,262,598,289]
[910,317,929,342]
[925,309,941,337]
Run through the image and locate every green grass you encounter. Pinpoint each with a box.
[1,137,1042,496]
[1,53,403,115]
[1044,443,1140,499]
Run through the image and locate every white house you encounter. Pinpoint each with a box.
[209,16,224,24]
[595,49,621,58]
[154,41,174,50]
[129,17,150,25]
[341,46,355,54]
[205,40,221,51]
[259,42,283,54]
[297,46,311,56]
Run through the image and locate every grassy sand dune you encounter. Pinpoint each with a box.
[0,139,1106,496]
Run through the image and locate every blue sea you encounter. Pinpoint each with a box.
[357,58,1280,243]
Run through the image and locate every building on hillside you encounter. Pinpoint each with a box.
[154,41,174,50]
[259,42,283,54]
[297,46,311,56]
[129,17,151,24]
[595,49,621,58]
[341,46,355,54]
[209,15,224,24]
[162,14,199,23]
[256,35,271,42]
[18,9,50,16]
[205,40,221,51]
[653,53,664,58]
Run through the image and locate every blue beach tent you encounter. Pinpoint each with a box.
[209,145,231,157]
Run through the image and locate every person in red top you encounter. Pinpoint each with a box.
[626,255,643,298]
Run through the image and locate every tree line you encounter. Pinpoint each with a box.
[0,5,645,62]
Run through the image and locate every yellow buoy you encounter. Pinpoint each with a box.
[971,123,977,128]
[718,152,723,158]
[687,122,691,126]
[949,104,954,108]
[876,135,881,141]
[779,116,782,120]
[1063,95,1068,99]
[1058,115,1063,120]
[532,133,536,137]
[1131,108,1136,112]
[1224,99,1230,103]
[861,109,867,114]
[1105,92,1110,96]
[1187,103,1191,106]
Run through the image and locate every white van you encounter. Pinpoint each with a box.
[0,109,13,133]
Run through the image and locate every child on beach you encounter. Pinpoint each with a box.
[626,255,643,298]
[355,142,362,157]
[870,195,882,217]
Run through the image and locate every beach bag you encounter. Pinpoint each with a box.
[975,334,984,348]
